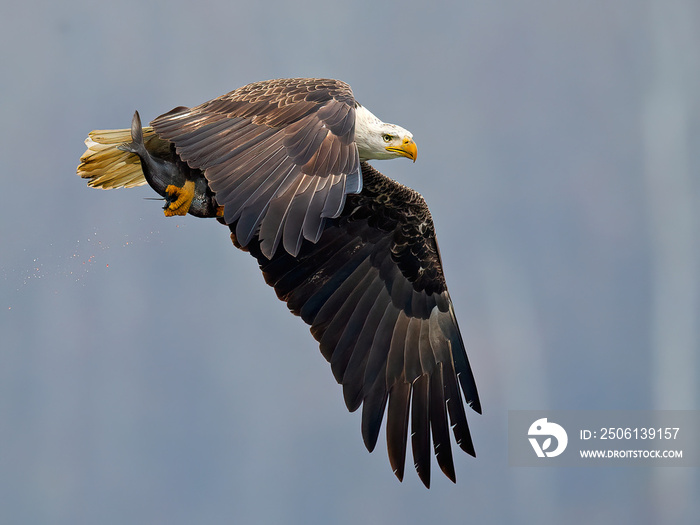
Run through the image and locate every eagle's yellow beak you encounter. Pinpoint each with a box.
[387,136,418,162]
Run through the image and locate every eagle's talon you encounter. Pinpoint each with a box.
[163,181,195,216]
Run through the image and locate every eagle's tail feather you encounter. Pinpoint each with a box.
[77,126,156,189]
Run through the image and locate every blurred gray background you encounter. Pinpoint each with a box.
[1,1,698,523]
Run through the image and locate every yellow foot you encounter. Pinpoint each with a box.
[164,180,195,216]
[216,205,224,218]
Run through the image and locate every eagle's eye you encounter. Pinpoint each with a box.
[382,134,392,143]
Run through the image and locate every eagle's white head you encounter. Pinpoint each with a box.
[353,104,417,162]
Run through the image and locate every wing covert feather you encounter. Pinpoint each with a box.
[152,78,361,258]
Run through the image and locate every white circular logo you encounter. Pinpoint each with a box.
[528,418,568,458]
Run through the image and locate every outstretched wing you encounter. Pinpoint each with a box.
[236,162,480,487]
[152,78,361,258]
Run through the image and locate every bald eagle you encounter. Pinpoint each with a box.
[77,78,480,487]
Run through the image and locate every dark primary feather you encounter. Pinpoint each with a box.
[235,162,480,487]
[151,78,361,258]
